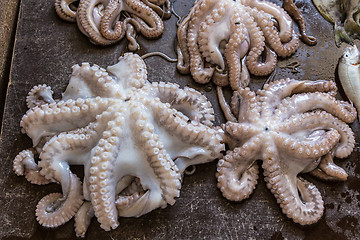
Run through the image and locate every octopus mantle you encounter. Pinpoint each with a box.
[13,53,225,236]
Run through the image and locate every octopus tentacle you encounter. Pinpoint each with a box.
[225,13,250,90]
[125,23,139,51]
[262,144,324,225]
[75,201,95,238]
[55,0,78,22]
[212,67,229,87]
[235,88,261,122]
[149,82,215,126]
[77,0,121,45]
[274,129,341,160]
[198,0,228,71]
[187,0,218,84]
[240,6,276,76]
[176,14,191,74]
[318,153,348,181]
[107,52,147,89]
[20,98,114,146]
[241,0,293,43]
[151,99,224,172]
[35,173,83,228]
[258,79,338,112]
[132,107,181,205]
[277,111,355,159]
[100,0,124,40]
[125,0,164,39]
[282,0,317,46]
[142,0,171,19]
[216,136,261,201]
[88,107,125,230]
[274,92,357,123]
[217,86,236,122]
[13,149,50,185]
[63,62,122,100]
[26,84,55,109]
[254,9,299,58]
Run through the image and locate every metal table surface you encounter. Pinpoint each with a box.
[0,0,359,239]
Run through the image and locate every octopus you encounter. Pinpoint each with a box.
[216,78,356,224]
[12,53,225,237]
[176,0,299,90]
[54,0,171,50]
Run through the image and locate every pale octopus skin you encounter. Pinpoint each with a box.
[176,0,299,90]
[216,79,356,225]
[13,53,225,237]
[54,0,170,50]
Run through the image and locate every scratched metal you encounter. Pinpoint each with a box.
[0,0,359,239]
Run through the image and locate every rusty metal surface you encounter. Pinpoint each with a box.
[0,0,359,239]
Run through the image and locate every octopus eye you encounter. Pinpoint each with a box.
[345,54,349,58]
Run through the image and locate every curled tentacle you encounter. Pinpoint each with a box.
[77,0,121,45]
[55,0,78,22]
[126,0,164,39]
[318,153,348,181]
[26,84,55,109]
[216,136,260,201]
[278,111,355,158]
[35,173,83,228]
[241,0,293,43]
[100,0,124,40]
[13,149,50,185]
[253,9,298,58]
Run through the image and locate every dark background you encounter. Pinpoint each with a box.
[0,0,359,239]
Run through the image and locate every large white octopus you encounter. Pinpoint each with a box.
[12,53,225,237]
[176,0,299,90]
[54,0,171,50]
[216,79,356,225]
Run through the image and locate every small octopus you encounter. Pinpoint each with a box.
[54,0,171,50]
[13,53,225,237]
[216,78,356,225]
[176,0,299,90]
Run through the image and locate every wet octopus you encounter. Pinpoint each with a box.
[12,53,225,237]
[54,0,171,50]
[216,79,356,224]
[176,0,299,90]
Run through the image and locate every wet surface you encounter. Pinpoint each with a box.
[0,0,359,239]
